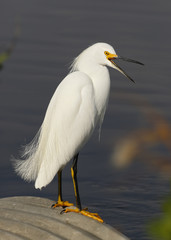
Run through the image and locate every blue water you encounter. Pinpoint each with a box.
[0,1,171,239]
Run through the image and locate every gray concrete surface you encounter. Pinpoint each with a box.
[0,196,129,240]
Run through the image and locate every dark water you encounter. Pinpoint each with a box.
[0,1,171,239]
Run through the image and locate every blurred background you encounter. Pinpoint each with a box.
[0,0,171,239]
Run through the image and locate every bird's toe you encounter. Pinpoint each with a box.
[62,207,104,223]
[51,200,74,208]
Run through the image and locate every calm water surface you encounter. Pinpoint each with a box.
[0,1,171,239]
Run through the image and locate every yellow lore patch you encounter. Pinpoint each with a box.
[104,51,118,60]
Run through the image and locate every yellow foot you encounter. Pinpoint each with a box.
[64,208,103,223]
[51,200,74,208]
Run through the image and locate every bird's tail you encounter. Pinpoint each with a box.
[12,113,65,189]
[12,129,41,183]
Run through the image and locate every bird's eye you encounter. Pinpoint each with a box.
[104,51,109,56]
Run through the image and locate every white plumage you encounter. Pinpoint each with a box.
[14,42,142,190]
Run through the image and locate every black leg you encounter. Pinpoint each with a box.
[51,169,73,208]
[57,170,63,202]
[71,153,82,210]
[58,153,103,222]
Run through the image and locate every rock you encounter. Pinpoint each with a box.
[0,196,129,240]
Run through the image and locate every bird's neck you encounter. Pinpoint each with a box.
[77,61,111,117]
[89,65,111,116]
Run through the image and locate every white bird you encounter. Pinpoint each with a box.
[14,42,143,222]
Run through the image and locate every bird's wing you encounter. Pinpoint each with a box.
[34,71,98,189]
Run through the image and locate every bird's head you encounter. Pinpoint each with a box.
[92,42,144,83]
[71,42,143,82]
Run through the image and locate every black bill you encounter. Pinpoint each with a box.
[109,56,144,83]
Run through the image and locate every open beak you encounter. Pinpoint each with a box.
[108,54,144,83]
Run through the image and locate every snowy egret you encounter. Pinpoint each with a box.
[14,42,143,222]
